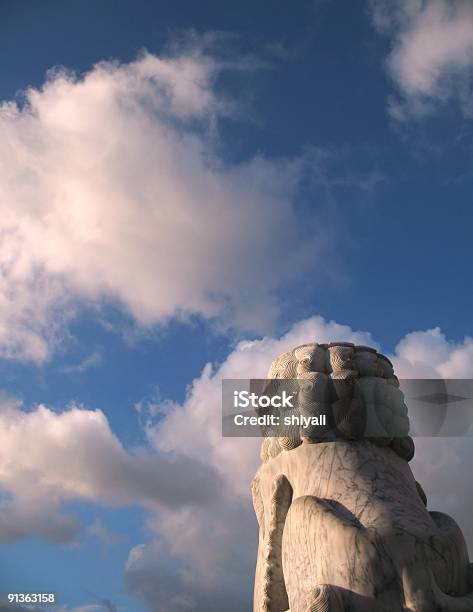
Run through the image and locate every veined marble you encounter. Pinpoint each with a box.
[252,342,473,611]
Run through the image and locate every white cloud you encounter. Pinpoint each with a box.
[391,326,473,377]
[62,350,103,374]
[369,0,473,118]
[0,395,221,542]
[389,326,473,552]
[0,46,328,362]
[411,436,473,547]
[86,518,126,548]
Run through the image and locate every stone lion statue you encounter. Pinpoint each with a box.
[251,342,473,611]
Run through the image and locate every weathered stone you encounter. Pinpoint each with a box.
[252,342,473,611]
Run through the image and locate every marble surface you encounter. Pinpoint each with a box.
[252,342,473,612]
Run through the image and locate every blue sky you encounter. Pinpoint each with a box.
[1,1,473,610]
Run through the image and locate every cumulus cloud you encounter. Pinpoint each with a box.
[126,511,256,612]
[411,436,473,547]
[369,0,473,118]
[390,326,473,551]
[0,45,329,362]
[0,395,221,542]
[391,326,473,377]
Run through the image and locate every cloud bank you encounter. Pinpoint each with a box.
[0,395,221,542]
[1,317,473,610]
[0,48,324,362]
[370,0,473,118]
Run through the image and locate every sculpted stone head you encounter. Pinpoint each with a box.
[259,341,414,465]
